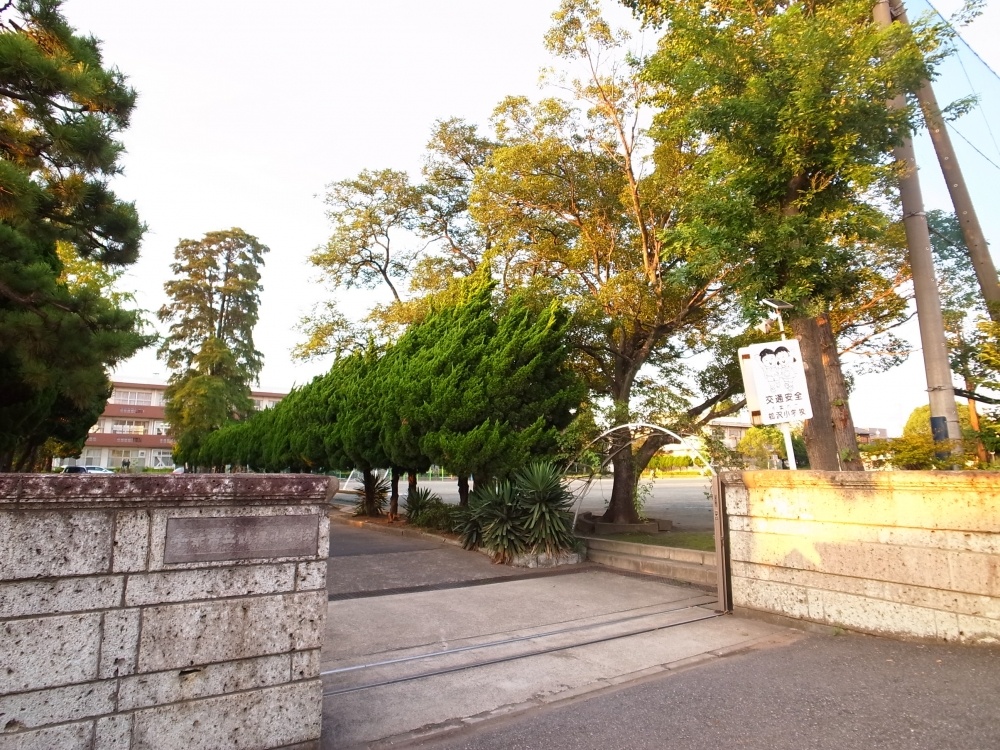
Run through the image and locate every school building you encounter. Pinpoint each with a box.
[58,381,285,470]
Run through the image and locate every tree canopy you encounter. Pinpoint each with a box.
[0,0,150,471]
[158,228,268,464]
[200,278,583,511]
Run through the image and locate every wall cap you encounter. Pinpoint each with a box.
[0,473,339,509]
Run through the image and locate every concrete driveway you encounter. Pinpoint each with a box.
[322,519,789,748]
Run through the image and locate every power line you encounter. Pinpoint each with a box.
[950,124,1000,173]
[924,0,1000,85]
[952,41,1000,161]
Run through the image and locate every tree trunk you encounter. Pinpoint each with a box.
[361,468,380,517]
[816,309,863,471]
[966,381,988,465]
[604,428,640,524]
[388,467,400,520]
[792,315,840,470]
[457,475,470,507]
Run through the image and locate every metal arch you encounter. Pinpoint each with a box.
[567,422,717,528]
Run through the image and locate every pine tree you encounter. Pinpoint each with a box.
[158,228,268,465]
[0,0,149,471]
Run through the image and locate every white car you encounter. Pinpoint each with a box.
[60,465,113,474]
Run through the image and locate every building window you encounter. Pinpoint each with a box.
[112,419,148,435]
[112,390,152,406]
[84,449,102,466]
[111,449,146,469]
[151,450,174,469]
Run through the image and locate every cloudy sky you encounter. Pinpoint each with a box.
[60,0,1000,434]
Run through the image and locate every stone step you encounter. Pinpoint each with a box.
[585,547,717,587]
[580,536,714,567]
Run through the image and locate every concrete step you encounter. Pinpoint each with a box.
[580,536,714,567]
[585,547,716,587]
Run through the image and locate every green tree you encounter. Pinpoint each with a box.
[630,0,945,470]
[164,337,253,465]
[297,123,496,360]
[0,1,149,471]
[736,426,786,468]
[471,1,732,523]
[928,210,995,462]
[158,228,268,465]
[863,402,985,469]
[379,277,582,505]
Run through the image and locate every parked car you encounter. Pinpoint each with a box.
[84,466,115,474]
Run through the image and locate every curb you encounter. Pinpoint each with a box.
[327,504,464,547]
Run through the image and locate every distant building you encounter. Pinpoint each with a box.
[855,426,889,444]
[57,381,285,469]
[656,415,888,463]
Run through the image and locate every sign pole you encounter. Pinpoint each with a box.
[776,309,797,471]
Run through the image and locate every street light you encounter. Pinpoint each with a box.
[761,298,794,336]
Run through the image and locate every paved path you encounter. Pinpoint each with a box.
[322,517,785,749]
[409,633,1000,750]
[322,518,1000,750]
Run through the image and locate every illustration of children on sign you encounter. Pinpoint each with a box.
[774,345,797,391]
[758,345,800,395]
[758,348,782,394]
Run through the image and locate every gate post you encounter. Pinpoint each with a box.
[712,472,733,612]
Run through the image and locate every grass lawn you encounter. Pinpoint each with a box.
[606,531,715,551]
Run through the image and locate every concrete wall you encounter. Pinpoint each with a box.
[0,473,336,750]
[723,471,1000,645]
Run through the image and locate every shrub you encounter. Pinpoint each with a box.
[403,486,435,522]
[353,472,389,517]
[516,462,576,556]
[404,487,456,530]
[477,480,529,564]
[461,462,577,564]
[417,501,457,531]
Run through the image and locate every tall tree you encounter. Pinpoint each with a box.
[158,228,268,464]
[629,0,944,469]
[472,1,730,523]
[0,0,149,471]
[929,210,994,463]
[297,124,495,360]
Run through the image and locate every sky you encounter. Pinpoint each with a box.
[59,0,1000,436]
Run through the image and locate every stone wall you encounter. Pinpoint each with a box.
[0,473,336,750]
[723,471,1000,644]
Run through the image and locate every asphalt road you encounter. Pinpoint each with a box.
[409,633,1000,750]
[338,476,716,531]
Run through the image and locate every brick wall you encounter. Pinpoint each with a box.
[723,470,1000,644]
[0,474,336,750]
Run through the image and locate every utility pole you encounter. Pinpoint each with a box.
[874,0,963,448]
[891,0,1000,320]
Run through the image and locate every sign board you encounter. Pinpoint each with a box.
[738,340,812,425]
[164,515,320,564]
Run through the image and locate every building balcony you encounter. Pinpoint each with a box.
[86,433,176,448]
[103,403,166,419]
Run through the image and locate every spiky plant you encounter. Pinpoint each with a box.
[514,462,577,555]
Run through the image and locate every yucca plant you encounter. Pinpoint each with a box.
[403,486,435,523]
[353,471,390,517]
[478,480,529,564]
[514,462,576,556]
[455,491,489,551]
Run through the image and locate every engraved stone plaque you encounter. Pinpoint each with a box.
[164,515,320,563]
